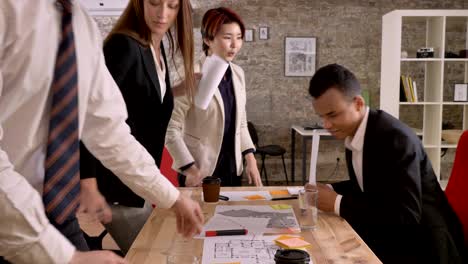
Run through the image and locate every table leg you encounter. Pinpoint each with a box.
[302,136,307,185]
[309,135,320,184]
[291,128,296,183]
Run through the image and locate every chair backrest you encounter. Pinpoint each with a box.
[445,130,468,248]
[161,147,178,186]
[247,121,259,146]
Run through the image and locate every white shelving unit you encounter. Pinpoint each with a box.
[380,10,468,187]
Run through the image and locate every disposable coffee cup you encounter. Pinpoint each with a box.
[274,249,310,264]
[202,177,221,203]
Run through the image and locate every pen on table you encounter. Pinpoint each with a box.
[218,195,229,201]
[271,196,298,201]
[205,229,248,237]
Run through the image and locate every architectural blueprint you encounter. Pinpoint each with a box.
[202,235,280,264]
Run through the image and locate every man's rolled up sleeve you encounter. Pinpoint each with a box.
[0,150,75,263]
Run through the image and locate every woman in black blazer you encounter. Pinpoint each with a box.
[79,0,196,254]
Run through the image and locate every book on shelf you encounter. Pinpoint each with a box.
[407,76,415,102]
[400,75,418,102]
[408,76,416,102]
[412,80,418,102]
[400,75,407,102]
[400,75,411,102]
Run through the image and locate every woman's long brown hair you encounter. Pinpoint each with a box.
[105,0,195,99]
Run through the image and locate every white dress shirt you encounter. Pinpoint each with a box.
[333,107,370,215]
[150,43,167,102]
[0,1,179,263]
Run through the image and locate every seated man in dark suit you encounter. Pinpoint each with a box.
[308,63,465,263]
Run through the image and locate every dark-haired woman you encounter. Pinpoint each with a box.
[165,7,262,188]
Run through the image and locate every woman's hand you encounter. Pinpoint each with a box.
[184,165,204,187]
[245,153,262,186]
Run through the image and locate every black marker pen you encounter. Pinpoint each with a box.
[205,229,248,237]
[271,196,298,201]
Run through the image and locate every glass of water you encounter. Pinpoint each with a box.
[298,187,318,230]
[164,235,201,264]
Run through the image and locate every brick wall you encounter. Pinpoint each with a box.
[93,0,467,183]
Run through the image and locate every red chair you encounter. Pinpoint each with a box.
[160,147,178,187]
[152,148,178,209]
[445,130,468,248]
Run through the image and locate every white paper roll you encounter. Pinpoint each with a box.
[194,54,229,110]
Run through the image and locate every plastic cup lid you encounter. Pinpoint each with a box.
[274,249,310,262]
[202,176,221,184]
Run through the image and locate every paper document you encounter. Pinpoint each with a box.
[221,191,272,201]
[202,235,313,264]
[202,235,280,264]
[194,54,229,109]
[287,187,303,196]
[197,214,269,238]
[215,205,301,234]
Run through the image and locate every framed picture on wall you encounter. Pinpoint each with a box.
[284,37,316,77]
[245,29,254,42]
[454,83,468,102]
[259,26,269,40]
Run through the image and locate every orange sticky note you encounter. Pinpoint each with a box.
[269,190,289,196]
[243,194,266,200]
[275,237,311,249]
[276,235,304,240]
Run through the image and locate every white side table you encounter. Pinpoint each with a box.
[291,125,332,184]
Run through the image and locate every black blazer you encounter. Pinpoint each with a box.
[81,34,174,207]
[332,109,465,264]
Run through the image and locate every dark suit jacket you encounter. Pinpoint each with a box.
[81,34,174,207]
[332,109,465,264]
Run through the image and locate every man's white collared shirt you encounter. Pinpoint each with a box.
[334,107,370,215]
[0,1,179,262]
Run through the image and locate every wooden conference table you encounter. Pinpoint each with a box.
[125,187,381,264]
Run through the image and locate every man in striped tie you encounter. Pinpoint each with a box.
[42,0,86,247]
[0,0,203,263]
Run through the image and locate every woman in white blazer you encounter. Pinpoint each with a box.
[165,7,262,187]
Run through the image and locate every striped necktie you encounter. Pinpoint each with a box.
[43,0,80,225]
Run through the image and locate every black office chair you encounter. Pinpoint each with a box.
[83,230,108,250]
[247,122,288,186]
[83,230,124,257]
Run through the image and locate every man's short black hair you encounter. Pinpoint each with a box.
[308,63,361,99]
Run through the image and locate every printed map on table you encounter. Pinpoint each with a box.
[214,205,300,234]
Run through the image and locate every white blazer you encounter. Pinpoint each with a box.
[165,62,255,177]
